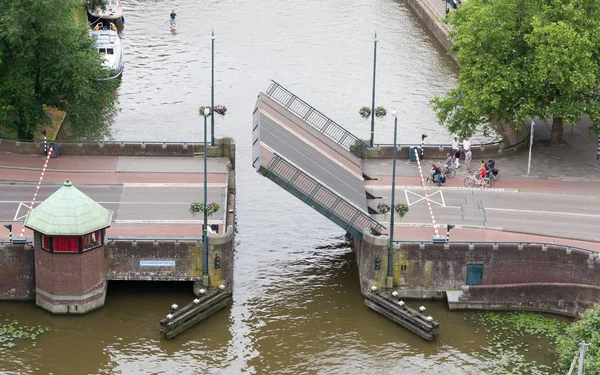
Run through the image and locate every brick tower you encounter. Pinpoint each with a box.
[24,179,112,314]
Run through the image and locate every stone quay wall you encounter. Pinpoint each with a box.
[105,227,235,289]
[404,0,453,56]
[0,137,236,168]
[0,243,35,300]
[362,143,504,161]
[354,233,600,317]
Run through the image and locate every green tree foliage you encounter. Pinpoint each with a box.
[0,0,118,140]
[431,0,600,144]
[558,303,600,374]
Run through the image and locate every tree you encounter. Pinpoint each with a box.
[0,0,118,140]
[430,0,600,145]
[557,303,600,374]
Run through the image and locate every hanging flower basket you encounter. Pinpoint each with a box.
[359,106,371,119]
[377,202,391,215]
[189,202,220,217]
[395,202,409,218]
[214,105,227,116]
[199,106,212,117]
[375,106,387,118]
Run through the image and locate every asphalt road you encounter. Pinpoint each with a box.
[366,187,600,242]
[0,184,227,223]
[259,112,367,209]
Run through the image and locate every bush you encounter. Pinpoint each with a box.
[557,303,600,374]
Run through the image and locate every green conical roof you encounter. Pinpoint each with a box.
[24,180,113,235]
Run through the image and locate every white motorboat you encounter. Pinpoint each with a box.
[90,23,124,79]
[88,0,124,23]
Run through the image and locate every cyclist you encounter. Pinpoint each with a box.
[442,153,453,175]
[431,164,443,186]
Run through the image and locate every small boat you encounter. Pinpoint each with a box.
[169,19,178,31]
[90,23,124,79]
[88,0,124,23]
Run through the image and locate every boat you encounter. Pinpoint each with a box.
[90,23,124,79]
[88,0,124,23]
[169,19,178,31]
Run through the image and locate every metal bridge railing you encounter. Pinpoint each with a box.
[265,80,370,157]
[266,154,385,237]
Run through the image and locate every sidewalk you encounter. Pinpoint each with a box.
[389,225,600,252]
[0,152,229,184]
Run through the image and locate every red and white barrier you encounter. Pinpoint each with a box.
[413,148,440,238]
[18,146,53,238]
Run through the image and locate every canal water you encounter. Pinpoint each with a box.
[1,0,562,373]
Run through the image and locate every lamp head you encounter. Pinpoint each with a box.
[391,110,397,118]
[421,134,428,141]
[204,107,211,116]
[3,224,12,231]
[447,224,455,231]
[40,130,46,136]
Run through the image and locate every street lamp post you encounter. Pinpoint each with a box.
[387,110,398,288]
[527,118,535,176]
[370,32,378,147]
[202,107,211,286]
[211,31,215,146]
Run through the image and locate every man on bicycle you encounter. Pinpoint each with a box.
[431,164,443,185]
[442,153,452,175]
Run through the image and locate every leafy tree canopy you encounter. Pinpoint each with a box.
[558,303,600,374]
[431,0,600,144]
[0,0,118,140]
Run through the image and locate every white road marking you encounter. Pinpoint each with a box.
[403,189,445,207]
[114,220,223,224]
[369,185,519,193]
[1,201,215,204]
[123,183,226,187]
[484,207,600,219]
[13,202,33,220]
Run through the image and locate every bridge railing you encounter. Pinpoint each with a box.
[265,153,385,238]
[265,80,370,157]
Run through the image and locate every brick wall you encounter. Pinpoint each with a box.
[104,226,234,288]
[355,235,600,316]
[0,138,236,168]
[362,144,503,160]
[0,243,35,300]
[463,283,600,316]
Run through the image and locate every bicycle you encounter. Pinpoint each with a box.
[464,173,491,188]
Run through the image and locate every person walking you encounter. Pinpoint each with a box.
[463,137,472,172]
[451,137,460,168]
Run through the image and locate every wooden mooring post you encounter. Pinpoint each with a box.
[364,290,439,341]
[160,287,233,339]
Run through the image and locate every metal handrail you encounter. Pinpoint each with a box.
[266,153,385,235]
[0,241,32,245]
[393,239,599,255]
[265,80,371,157]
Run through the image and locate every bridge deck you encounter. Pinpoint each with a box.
[0,152,232,239]
[255,93,367,210]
